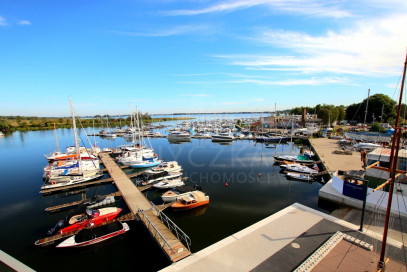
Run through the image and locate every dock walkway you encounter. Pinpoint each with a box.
[99,153,191,262]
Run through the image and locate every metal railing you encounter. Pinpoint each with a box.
[138,208,174,253]
[151,202,192,252]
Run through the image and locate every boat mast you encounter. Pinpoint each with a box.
[53,123,60,152]
[363,89,370,129]
[69,98,81,172]
[377,52,407,270]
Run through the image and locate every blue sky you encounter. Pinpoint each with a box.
[1,0,407,117]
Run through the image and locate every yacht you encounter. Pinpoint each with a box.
[167,131,191,141]
[212,132,235,142]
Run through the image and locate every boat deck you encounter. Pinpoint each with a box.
[99,153,191,262]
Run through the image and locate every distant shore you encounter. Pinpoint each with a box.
[0,116,194,133]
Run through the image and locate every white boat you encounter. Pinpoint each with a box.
[0,131,3,137]
[41,171,104,190]
[353,142,381,151]
[280,163,318,174]
[56,221,129,248]
[140,171,183,186]
[285,172,314,181]
[167,131,191,141]
[41,99,102,190]
[145,161,182,174]
[153,178,185,189]
[212,132,235,142]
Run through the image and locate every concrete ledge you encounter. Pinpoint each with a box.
[319,180,407,220]
[0,250,35,272]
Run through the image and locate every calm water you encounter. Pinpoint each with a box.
[0,124,333,271]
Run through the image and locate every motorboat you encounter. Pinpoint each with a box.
[353,142,381,151]
[171,191,209,210]
[139,171,183,186]
[161,185,203,202]
[255,135,290,143]
[41,169,103,190]
[212,132,235,142]
[285,172,314,181]
[153,178,185,189]
[47,206,122,235]
[273,154,314,165]
[130,158,162,169]
[57,221,129,248]
[280,163,318,174]
[144,161,182,174]
[167,131,191,141]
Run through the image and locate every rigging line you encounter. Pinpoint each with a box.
[335,189,388,271]
[395,182,407,268]
[394,183,407,271]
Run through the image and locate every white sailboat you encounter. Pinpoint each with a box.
[41,98,103,190]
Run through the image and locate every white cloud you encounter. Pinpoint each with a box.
[165,0,350,18]
[106,24,213,37]
[18,20,31,25]
[215,14,407,77]
[0,16,7,26]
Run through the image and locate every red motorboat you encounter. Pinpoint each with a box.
[48,205,122,235]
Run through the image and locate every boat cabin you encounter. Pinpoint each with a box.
[366,148,407,179]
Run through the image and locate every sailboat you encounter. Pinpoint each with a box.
[41,98,103,190]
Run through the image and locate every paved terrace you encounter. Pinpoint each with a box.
[310,137,362,173]
[160,203,406,272]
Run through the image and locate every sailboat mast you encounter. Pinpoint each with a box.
[378,52,407,269]
[53,123,59,152]
[363,89,370,129]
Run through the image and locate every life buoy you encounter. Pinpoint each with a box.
[51,180,57,185]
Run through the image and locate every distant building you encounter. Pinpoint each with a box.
[261,114,321,128]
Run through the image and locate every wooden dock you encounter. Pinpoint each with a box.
[45,191,123,213]
[39,171,145,195]
[99,153,191,262]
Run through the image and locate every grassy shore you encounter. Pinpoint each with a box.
[0,116,193,133]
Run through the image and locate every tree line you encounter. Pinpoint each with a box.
[290,93,406,126]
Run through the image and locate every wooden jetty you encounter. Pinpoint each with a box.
[34,213,136,246]
[45,191,123,213]
[99,153,191,262]
[40,171,145,195]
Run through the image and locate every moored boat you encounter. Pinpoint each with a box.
[161,185,203,202]
[280,163,318,174]
[212,132,234,142]
[47,206,122,235]
[56,221,129,248]
[153,178,185,189]
[171,191,209,210]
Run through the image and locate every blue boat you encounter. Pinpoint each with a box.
[130,158,162,169]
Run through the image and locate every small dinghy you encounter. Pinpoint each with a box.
[56,221,129,248]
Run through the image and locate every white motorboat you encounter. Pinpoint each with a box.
[41,170,104,190]
[167,131,191,141]
[57,221,129,248]
[140,171,183,186]
[212,132,235,142]
[285,172,314,181]
[280,163,318,174]
[153,178,185,189]
[145,161,182,174]
[353,142,381,151]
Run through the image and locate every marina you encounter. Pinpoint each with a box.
[0,116,331,271]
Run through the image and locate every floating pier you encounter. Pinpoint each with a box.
[99,153,191,262]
